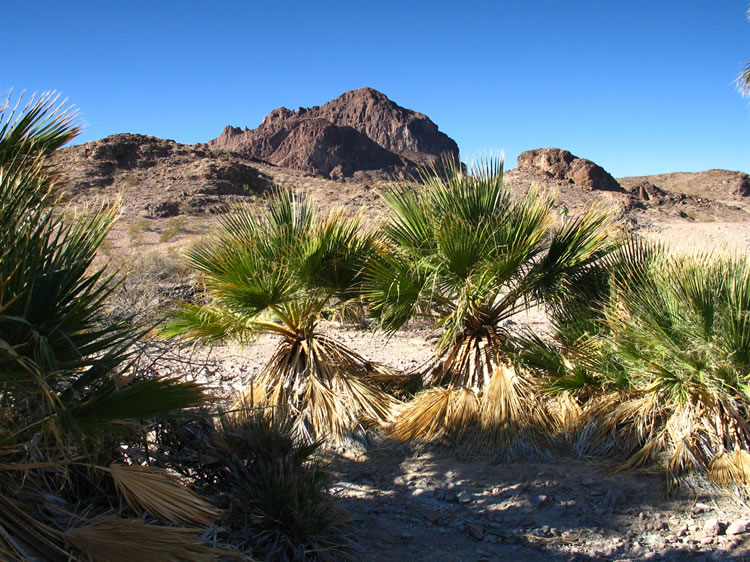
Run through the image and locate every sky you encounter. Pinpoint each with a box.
[1,0,749,178]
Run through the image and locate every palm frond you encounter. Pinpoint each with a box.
[736,59,750,97]
[65,516,221,562]
[0,91,81,165]
[105,464,222,526]
[389,387,479,444]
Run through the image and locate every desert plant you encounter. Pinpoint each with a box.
[737,6,750,97]
[364,158,617,448]
[520,239,750,488]
[160,215,188,242]
[0,92,219,560]
[163,189,396,442]
[156,410,350,560]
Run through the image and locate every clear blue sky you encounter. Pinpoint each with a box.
[1,0,749,177]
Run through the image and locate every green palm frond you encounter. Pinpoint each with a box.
[68,378,209,436]
[532,206,618,302]
[363,246,431,333]
[380,183,435,254]
[0,92,222,559]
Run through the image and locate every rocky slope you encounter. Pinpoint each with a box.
[619,169,750,203]
[52,133,272,217]
[206,87,459,180]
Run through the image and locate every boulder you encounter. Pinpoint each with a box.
[517,148,623,192]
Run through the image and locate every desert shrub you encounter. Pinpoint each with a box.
[0,92,218,560]
[156,410,350,560]
[127,216,153,243]
[106,249,194,325]
[363,158,618,449]
[160,215,188,242]
[518,239,750,489]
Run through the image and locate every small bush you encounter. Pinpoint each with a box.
[160,216,188,242]
[127,217,153,243]
[107,250,193,325]
[157,410,350,560]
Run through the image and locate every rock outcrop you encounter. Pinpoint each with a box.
[517,148,624,192]
[207,88,460,180]
[52,134,270,217]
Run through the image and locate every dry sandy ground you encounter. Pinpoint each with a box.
[641,220,750,256]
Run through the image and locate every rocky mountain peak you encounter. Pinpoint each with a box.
[207,88,459,180]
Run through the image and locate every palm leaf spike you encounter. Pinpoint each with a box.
[0,91,81,163]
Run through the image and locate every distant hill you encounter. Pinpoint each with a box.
[51,109,749,229]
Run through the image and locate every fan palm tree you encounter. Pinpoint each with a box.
[0,93,219,560]
[738,61,750,97]
[737,7,750,97]
[163,189,396,442]
[520,239,750,488]
[363,158,617,448]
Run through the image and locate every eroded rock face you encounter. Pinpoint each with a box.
[517,148,623,192]
[207,87,460,179]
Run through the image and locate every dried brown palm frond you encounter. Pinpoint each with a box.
[231,331,398,442]
[575,387,750,489]
[0,489,68,561]
[709,448,750,487]
[65,516,222,562]
[479,364,553,449]
[390,387,479,444]
[390,362,552,451]
[105,464,222,526]
[545,393,586,436]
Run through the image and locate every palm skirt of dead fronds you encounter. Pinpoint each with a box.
[233,329,398,443]
[389,330,554,451]
[575,390,750,490]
